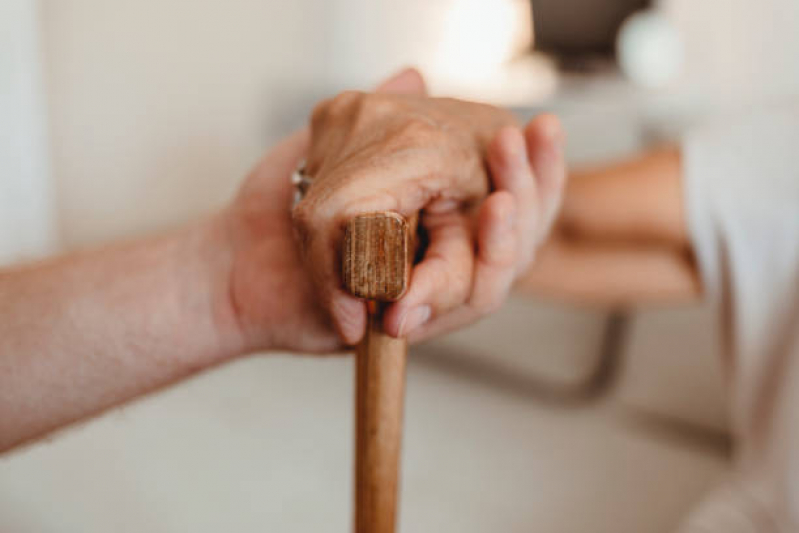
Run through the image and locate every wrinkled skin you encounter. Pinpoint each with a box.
[223,68,567,353]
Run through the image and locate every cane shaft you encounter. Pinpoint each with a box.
[354,302,407,533]
[344,212,415,533]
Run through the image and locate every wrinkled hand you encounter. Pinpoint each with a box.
[292,69,567,346]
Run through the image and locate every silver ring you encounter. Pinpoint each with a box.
[291,159,313,206]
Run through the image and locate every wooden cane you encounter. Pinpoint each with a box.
[343,212,417,533]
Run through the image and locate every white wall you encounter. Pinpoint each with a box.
[0,0,58,263]
[41,0,333,247]
[40,0,534,248]
[664,0,799,111]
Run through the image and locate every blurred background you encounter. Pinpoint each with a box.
[1,0,797,531]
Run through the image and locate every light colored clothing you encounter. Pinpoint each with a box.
[679,102,799,531]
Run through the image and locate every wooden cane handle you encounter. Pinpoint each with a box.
[343,212,416,533]
[343,212,414,302]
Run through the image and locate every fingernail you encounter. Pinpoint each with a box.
[398,306,431,337]
[332,293,367,345]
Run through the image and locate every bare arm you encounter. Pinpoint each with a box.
[0,126,314,452]
[0,218,243,451]
[0,69,565,452]
[517,146,702,307]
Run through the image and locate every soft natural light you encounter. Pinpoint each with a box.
[434,0,532,83]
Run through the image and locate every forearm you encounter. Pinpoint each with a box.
[0,215,244,451]
[560,146,689,247]
[517,238,700,307]
[517,146,701,306]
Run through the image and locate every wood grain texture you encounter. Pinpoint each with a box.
[343,213,412,301]
[343,212,416,533]
[354,302,407,533]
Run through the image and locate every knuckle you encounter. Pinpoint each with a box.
[311,91,364,128]
[350,93,398,131]
[310,98,333,130]
[396,116,439,143]
[361,92,400,116]
[329,90,364,114]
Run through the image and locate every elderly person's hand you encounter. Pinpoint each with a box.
[292,68,566,345]
[0,69,564,451]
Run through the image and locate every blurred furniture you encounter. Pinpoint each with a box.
[532,0,650,69]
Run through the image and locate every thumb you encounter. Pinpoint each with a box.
[374,67,428,96]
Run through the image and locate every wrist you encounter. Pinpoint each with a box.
[179,211,255,362]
